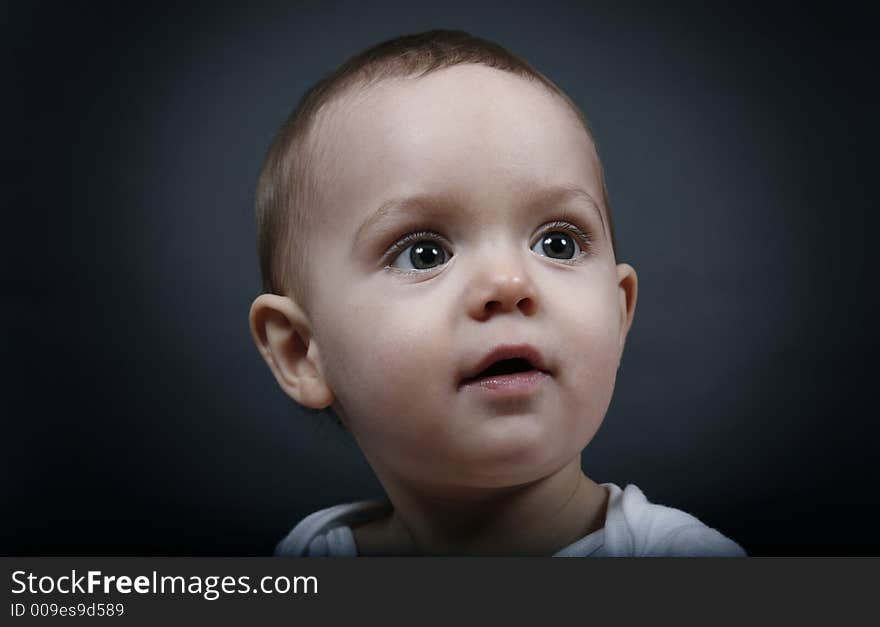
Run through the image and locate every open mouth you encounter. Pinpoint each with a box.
[459,343,550,393]
[462,358,540,384]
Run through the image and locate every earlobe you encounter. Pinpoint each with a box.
[615,263,638,353]
[248,294,335,409]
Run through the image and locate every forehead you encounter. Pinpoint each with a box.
[309,64,603,228]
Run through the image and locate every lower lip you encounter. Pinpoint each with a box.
[460,370,549,396]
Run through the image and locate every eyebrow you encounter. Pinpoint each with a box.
[354,183,608,245]
[524,184,608,235]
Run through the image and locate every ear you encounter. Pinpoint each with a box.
[248,294,334,409]
[615,263,638,356]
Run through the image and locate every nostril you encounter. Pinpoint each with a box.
[482,296,536,317]
[485,300,503,314]
[517,296,537,316]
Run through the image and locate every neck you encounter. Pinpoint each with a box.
[370,458,609,556]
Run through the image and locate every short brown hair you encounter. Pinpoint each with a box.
[255,30,616,306]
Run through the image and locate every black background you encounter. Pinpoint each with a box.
[3,1,877,556]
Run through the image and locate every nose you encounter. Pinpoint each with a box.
[465,244,539,321]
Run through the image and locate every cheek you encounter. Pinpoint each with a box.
[315,287,452,423]
[555,281,622,425]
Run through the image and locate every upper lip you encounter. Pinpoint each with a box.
[460,344,550,384]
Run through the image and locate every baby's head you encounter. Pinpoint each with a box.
[250,30,637,495]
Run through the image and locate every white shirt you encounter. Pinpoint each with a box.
[275,483,746,557]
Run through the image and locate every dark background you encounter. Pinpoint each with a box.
[3,1,876,556]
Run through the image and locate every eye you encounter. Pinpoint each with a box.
[531,230,580,260]
[389,236,451,271]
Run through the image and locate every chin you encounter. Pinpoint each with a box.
[454,417,585,488]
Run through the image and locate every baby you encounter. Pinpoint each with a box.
[248,30,746,556]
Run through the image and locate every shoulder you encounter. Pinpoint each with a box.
[603,483,747,557]
[275,498,392,557]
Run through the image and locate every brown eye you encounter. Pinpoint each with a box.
[532,231,579,259]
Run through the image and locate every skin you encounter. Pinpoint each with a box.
[249,64,638,555]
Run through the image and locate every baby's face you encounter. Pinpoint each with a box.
[304,65,635,492]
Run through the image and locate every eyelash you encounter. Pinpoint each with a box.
[382,219,594,268]
[383,230,452,267]
[540,220,594,255]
